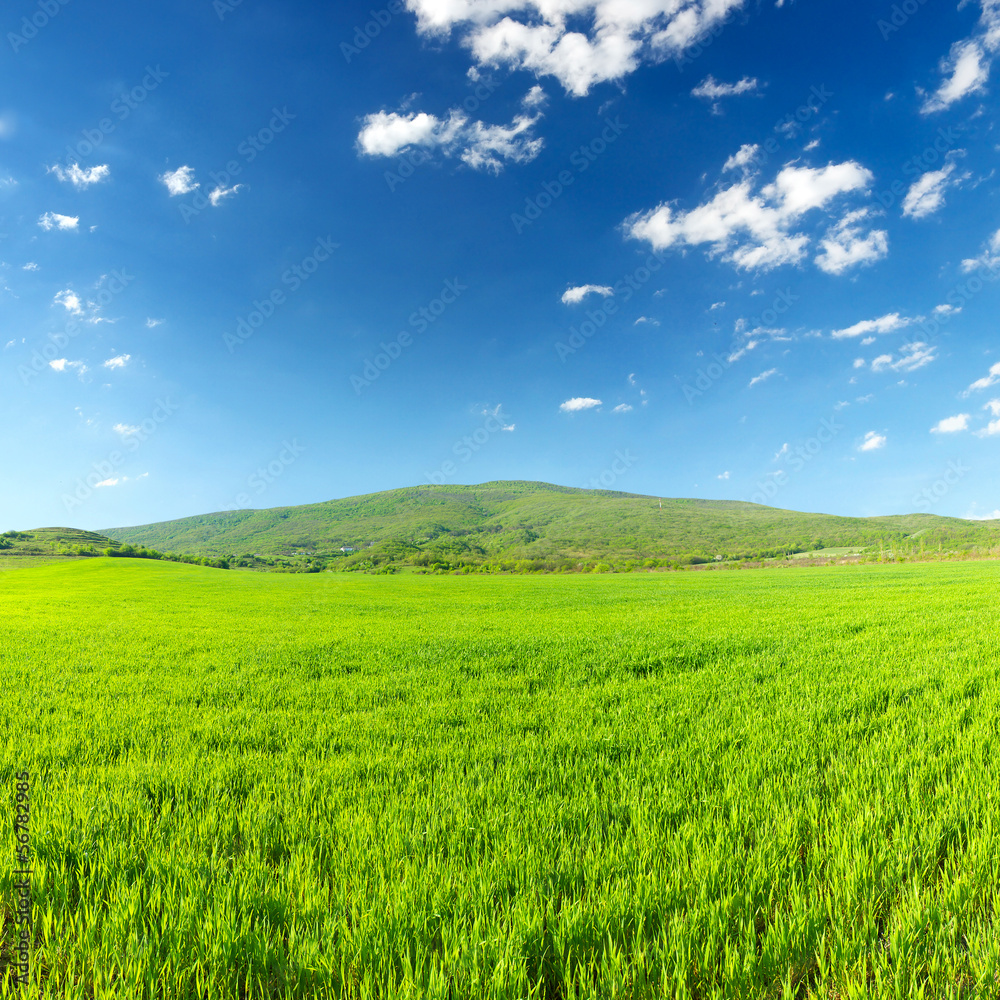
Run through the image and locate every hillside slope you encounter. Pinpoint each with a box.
[103,481,1000,570]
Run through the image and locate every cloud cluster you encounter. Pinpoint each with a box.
[49,163,110,188]
[868,342,936,373]
[38,212,79,231]
[403,0,746,97]
[624,153,885,274]
[357,97,544,173]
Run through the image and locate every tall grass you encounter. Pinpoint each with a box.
[1,559,998,998]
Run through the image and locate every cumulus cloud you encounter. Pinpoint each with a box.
[356,97,544,173]
[403,0,747,97]
[159,166,199,196]
[54,289,83,315]
[38,212,79,231]
[561,284,613,304]
[931,413,970,433]
[830,312,916,339]
[49,358,87,375]
[624,156,878,273]
[49,163,110,188]
[814,208,888,275]
[859,430,886,452]
[692,75,759,99]
[977,399,1000,436]
[559,396,602,411]
[102,354,131,369]
[748,367,777,387]
[902,159,968,219]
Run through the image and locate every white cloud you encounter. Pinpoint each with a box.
[902,160,968,219]
[49,163,110,188]
[853,358,866,369]
[53,289,83,315]
[814,208,888,275]
[748,367,777,387]
[159,166,199,196]
[717,470,731,480]
[963,360,1000,395]
[773,443,789,460]
[613,403,632,413]
[934,302,962,316]
[38,212,79,231]
[830,312,915,339]
[709,300,725,310]
[559,396,602,411]
[356,100,544,173]
[209,184,244,206]
[624,157,877,273]
[561,284,613,304]
[985,399,1000,417]
[692,76,759,99]
[94,478,120,488]
[633,316,659,326]
[859,430,886,452]
[722,144,759,173]
[869,342,936,373]
[49,358,87,375]
[922,38,991,114]
[146,318,164,328]
[22,262,39,271]
[931,413,970,433]
[404,0,746,97]
[113,423,140,436]
[102,354,131,369]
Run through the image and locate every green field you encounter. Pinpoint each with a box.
[2,559,999,998]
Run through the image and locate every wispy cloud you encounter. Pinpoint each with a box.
[102,354,131,369]
[859,430,886,452]
[963,360,1000,395]
[209,184,244,206]
[692,75,759,99]
[561,284,613,304]
[830,312,915,339]
[902,159,968,219]
[748,368,778,387]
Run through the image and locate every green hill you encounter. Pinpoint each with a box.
[0,527,121,569]
[102,481,1000,572]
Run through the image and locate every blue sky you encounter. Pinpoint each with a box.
[2,0,999,530]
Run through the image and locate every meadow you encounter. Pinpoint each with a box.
[1,558,999,998]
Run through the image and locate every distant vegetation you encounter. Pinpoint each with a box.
[102,481,1000,574]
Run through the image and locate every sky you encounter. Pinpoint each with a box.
[2,0,999,530]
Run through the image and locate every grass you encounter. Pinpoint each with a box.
[1,558,999,998]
